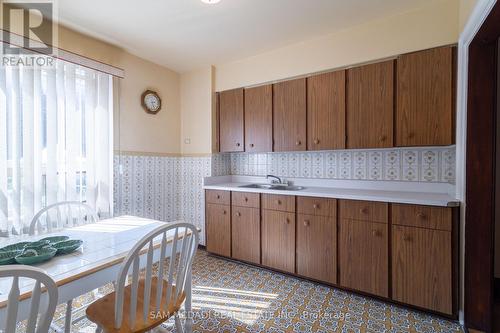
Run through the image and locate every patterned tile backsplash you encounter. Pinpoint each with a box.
[113,154,230,245]
[228,146,456,184]
[113,146,455,245]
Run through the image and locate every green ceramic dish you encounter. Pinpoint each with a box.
[0,250,23,265]
[40,236,69,244]
[0,242,32,252]
[15,246,57,265]
[24,240,51,250]
[53,239,83,255]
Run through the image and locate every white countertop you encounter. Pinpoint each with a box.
[203,176,460,207]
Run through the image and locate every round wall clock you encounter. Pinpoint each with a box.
[141,90,162,114]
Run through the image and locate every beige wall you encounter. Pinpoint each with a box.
[180,67,214,155]
[214,0,459,91]
[459,0,480,33]
[55,27,182,155]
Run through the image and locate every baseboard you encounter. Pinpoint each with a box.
[198,244,206,250]
[495,277,500,300]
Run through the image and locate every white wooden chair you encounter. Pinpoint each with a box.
[86,222,199,333]
[0,265,58,333]
[29,201,98,333]
[29,201,98,236]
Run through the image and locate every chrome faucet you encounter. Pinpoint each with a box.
[266,174,285,184]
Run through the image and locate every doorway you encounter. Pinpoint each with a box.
[465,2,500,332]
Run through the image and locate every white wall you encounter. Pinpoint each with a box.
[215,0,459,91]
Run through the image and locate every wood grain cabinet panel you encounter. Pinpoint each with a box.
[231,206,260,264]
[338,200,388,223]
[339,219,388,297]
[244,85,273,152]
[206,203,231,257]
[297,197,337,217]
[297,214,337,284]
[307,71,346,150]
[231,192,260,208]
[219,88,244,152]
[273,78,307,151]
[392,225,452,314]
[261,210,295,273]
[262,194,295,212]
[396,46,455,146]
[347,61,394,149]
[392,203,452,231]
[206,190,230,205]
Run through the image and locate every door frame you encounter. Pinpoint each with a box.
[459,0,499,331]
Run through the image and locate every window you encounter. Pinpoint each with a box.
[0,61,113,236]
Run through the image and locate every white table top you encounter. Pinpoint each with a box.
[0,216,184,306]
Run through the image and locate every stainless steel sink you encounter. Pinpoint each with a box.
[239,184,305,191]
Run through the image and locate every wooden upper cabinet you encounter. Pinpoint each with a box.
[347,60,394,149]
[273,78,307,151]
[245,85,273,152]
[396,46,455,146]
[219,88,244,152]
[307,71,346,150]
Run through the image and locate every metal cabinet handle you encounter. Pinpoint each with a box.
[223,210,227,215]
[236,142,241,147]
[296,140,301,146]
[285,218,290,224]
[244,197,248,202]
[276,200,281,205]
[250,143,254,147]
[304,220,310,226]
[416,212,427,220]
[360,207,369,214]
[313,204,319,209]
[314,139,320,144]
[236,212,241,217]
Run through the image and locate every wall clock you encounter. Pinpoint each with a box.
[141,90,162,114]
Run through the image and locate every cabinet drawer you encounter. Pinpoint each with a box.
[206,190,230,205]
[339,200,388,223]
[262,194,295,212]
[392,204,452,231]
[232,192,260,208]
[297,197,336,217]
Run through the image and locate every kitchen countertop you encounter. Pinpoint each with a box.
[203,176,460,207]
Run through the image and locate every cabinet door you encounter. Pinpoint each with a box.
[347,60,394,149]
[245,85,272,152]
[307,71,346,150]
[206,203,231,257]
[392,225,452,314]
[339,219,388,297]
[273,78,307,151]
[297,214,336,284]
[219,88,244,152]
[396,46,454,146]
[261,210,295,273]
[231,207,260,264]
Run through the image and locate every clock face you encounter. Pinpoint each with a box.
[141,90,161,114]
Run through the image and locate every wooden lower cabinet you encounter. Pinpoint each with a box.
[261,210,295,273]
[231,207,260,264]
[296,214,336,284]
[339,219,388,297]
[206,203,231,257]
[392,225,452,315]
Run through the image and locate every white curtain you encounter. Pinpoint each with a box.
[0,60,113,236]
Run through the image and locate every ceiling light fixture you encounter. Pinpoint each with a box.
[201,0,221,4]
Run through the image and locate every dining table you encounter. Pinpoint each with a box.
[0,216,195,332]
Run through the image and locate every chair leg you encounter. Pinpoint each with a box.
[95,326,103,333]
[174,313,184,333]
[64,300,73,333]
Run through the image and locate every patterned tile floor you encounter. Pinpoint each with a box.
[26,250,464,332]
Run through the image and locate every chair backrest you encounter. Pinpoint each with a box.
[29,201,98,235]
[114,222,199,330]
[0,265,58,333]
